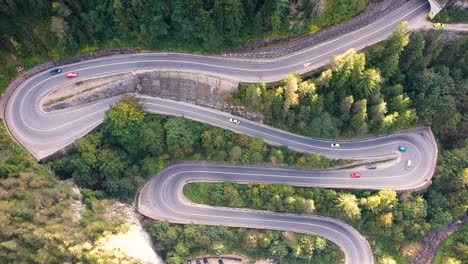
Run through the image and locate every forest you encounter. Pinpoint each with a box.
[0,1,466,263]
[148,220,343,263]
[0,124,143,263]
[0,0,368,66]
[51,95,338,198]
[0,0,369,95]
[187,27,468,263]
[230,23,467,143]
[50,25,468,262]
[49,95,348,263]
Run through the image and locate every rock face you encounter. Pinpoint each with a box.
[44,71,239,111]
[138,71,238,109]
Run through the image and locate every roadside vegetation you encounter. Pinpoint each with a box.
[184,140,467,263]
[0,2,466,263]
[0,0,370,94]
[230,23,467,142]
[52,95,340,199]
[50,95,345,263]
[0,124,141,263]
[148,220,343,264]
[49,25,467,264]
[433,224,468,264]
[187,26,468,263]
[433,6,468,23]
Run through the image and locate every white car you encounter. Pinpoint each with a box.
[229,118,240,125]
[331,143,341,148]
[406,159,412,168]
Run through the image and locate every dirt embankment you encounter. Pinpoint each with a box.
[409,214,468,264]
[43,71,239,111]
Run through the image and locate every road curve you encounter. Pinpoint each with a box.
[1,0,437,263]
[3,0,430,159]
[139,163,375,264]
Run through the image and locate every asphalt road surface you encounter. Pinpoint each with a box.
[2,0,437,263]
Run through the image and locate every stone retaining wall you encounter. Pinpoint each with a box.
[138,71,238,109]
[44,71,239,111]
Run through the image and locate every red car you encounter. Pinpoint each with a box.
[351,173,361,178]
[66,72,78,78]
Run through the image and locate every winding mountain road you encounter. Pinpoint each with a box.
[1,0,438,263]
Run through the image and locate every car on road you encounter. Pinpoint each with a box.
[406,160,412,168]
[66,72,78,78]
[433,23,445,29]
[50,68,62,75]
[218,259,224,264]
[196,260,201,264]
[229,118,240,124]
[187,260,191,264]
[203,258,209,264]
[331,143,341,148]
[398,146,407,152]
[351,173,361,178]
[366,164,377,170]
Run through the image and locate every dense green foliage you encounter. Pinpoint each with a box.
[0,0,368,65]
[50,27,467,263]
[52,96,337,198]
[26,19,464,264]
[0,50,18,94]
[148,220,343,264]
[52,97,344,263]
[187,28,468,263]
[0,0,370,95]
[231,24,468,143]
[184,139,467,263]
[433,224,468,264]
[0,124,138,263]
[433,6,468,23]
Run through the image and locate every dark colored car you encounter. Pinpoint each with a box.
[50,68,62,75]
[203,258,209,264]
[218,259,224,264]
[196,260,201,264]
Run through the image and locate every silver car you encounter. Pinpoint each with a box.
[229,118,240,124]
